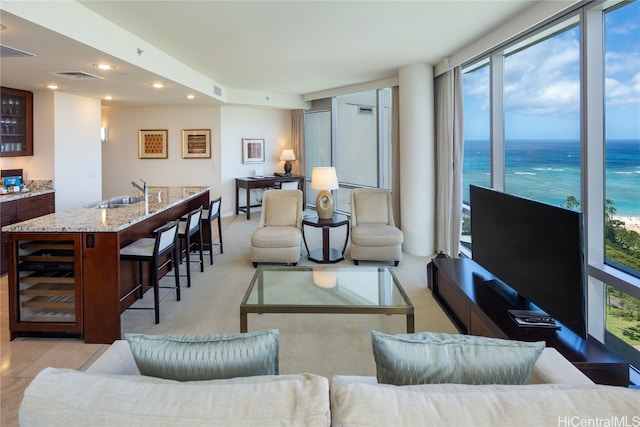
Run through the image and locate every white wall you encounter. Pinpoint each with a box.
[0,91,101,212]
[220,106,292,216]
[102,104,291,217]
[53,92,102,211]
[101,105,222,203]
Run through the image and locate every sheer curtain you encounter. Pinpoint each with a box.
[290,110,305,177]
[391,86,401,228]
[434,67,464,257]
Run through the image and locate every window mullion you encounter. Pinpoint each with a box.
[490,53,505,191]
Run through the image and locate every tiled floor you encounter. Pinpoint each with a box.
[0,274,107,426]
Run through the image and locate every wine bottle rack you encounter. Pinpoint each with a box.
[16,238,80,325]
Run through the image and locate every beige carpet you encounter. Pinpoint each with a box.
[120,213,457,378]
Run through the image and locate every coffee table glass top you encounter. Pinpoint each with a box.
[242,265,412,308]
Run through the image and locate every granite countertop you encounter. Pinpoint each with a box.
[0,188,55,203]
[2,186,209,233]
[0,180,55,203]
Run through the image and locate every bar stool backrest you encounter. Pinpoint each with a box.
[156,221,179,257]
[209,197,221,220]
[187,207,203,234]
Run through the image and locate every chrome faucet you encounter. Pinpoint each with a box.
[131,179,147,195]
[131,179,149,214]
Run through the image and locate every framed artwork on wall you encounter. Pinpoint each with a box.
[242,138,265,164]
[139,129,168,159]
[182,129,211,159]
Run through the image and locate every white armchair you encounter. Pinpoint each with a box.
[350,188,403,266]
[250,189,303,267]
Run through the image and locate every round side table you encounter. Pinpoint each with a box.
[302,213,350,263]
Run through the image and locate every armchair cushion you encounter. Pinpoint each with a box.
[351,223,403,246]
[251,226,302,248]
[265,196,299,226]
[353,192,389,224]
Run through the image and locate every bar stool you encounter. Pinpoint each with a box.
[178,206,204,287]
[119,221,180,324]
[203,196,223,264]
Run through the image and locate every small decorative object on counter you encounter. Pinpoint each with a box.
[3,176,21,192]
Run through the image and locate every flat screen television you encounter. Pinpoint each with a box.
[470,185,587,339]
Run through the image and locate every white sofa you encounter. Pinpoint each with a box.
[19,341,639,427]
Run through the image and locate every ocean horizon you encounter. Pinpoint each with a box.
[463,139,640,217]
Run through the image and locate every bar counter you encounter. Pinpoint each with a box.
[2,186,208,233]
[6,186,210,344]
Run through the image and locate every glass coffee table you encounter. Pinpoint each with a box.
[240,265,414,333]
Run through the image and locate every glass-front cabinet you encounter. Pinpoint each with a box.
[8,233,83,337]
[0,87,33,157]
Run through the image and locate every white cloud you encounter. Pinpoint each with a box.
[463,13,639,137]
[503,30,581,116]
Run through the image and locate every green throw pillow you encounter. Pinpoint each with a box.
[371,331,544,386]
[125,329,279,381]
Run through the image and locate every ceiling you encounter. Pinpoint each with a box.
[0,1,540,108]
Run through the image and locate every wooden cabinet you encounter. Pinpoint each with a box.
[1,193,55,274]
[17,193,55,221]
[8,233,83,337]
[428,257,630,386]
[1,87,33,157]
[1,200,17,274]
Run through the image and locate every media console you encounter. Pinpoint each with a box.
[428,257,629,386]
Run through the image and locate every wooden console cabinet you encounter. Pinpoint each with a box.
[428,257,630,386]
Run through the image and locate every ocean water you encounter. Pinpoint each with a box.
[463,139,640,217]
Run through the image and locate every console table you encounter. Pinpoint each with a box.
[235,176,305,220]
[428,257,630,386]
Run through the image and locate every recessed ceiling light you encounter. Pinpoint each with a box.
[104,95,113,100]
[186,94,195,99]
[93,63,116,71]
[45,84,60,90]
[149,82,165,89]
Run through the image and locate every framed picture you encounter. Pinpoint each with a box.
[242,138,265,164]
[138,129,168,159]
[182,129,211,159]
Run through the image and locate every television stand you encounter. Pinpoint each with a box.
[477,275,529,309]
[428,257,629,386]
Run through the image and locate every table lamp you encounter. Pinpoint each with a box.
[311,167,339,219]
[280,149,296,176]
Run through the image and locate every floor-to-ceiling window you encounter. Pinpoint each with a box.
[503,21,581,206]
[461,0,640,376]
[603,0,640,370]
[304,88,393,213]
[461,61,490,251]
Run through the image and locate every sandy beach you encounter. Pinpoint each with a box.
[614,216,640,233]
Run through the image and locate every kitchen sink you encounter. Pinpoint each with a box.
[88,195,145,209]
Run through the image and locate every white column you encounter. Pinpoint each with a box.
[399,64,434,256]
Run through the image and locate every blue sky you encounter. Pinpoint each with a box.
[463,2,639,141]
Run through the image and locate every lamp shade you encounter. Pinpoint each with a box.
[311,167,339,191]
[279,149,296,161]
[311,167,339,219]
